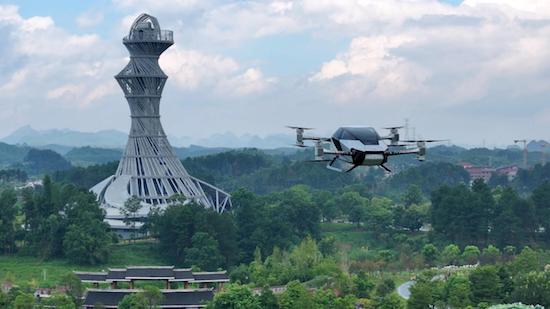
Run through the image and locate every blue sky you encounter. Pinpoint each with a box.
[0,0,549,146]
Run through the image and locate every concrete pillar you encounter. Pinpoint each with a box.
[184,281,189,289]
[130,280,134,289]
[111,281,118,289]
[165,280,170,289]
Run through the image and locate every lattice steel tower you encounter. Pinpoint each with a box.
[92,14,231,228]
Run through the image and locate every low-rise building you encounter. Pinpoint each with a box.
[75,266,230,309]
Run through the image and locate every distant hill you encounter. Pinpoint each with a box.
[35,144,74,155]
[2,126,127,148]
[192,132,293,149]
[0,142,31,168]
[527,140,550,152]
[2,126,294,149]
[173,145,230,159]
[64,146,123,166]
[12,148,72,175]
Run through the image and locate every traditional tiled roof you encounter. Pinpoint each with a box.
[106,269,129,281]
[83,289,213,308]
[192,271,229,283]
[125,266,175,279]
[73,272,108,282]
[173,268,194,281]
[75,267,229,283]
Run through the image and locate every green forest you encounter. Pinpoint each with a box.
[1,147,550,308]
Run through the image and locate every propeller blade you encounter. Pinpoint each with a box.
[401,139,448,143]
[382,126,404,130]
[286,126,314,130]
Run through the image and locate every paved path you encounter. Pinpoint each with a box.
[397,280,414,300]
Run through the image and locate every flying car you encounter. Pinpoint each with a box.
[288,126,444,172]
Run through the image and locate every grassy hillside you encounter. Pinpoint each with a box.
[0,241,166,286]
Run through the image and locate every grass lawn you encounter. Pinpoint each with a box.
[321,222,377,250]
[0,241,166,286]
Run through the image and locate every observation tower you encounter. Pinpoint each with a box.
[92,14,231,232]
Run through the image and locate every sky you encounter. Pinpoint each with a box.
[0,0,550,146]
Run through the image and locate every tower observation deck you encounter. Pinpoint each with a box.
[91,14,231,232]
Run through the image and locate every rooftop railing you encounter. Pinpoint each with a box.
[123,30,173,43]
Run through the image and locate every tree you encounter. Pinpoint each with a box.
[510,246,540,274]
[492,188,536,248]
[512,270,550,307]
[398,203,428,232]
[279,281,314,309]
[63,213,111,265]
[13,293,35,309]
[440,244,461,266]
[461,245,480,265]
[208,285,261,309]
[365,197,394,236]
[375,278,396,297]
[0,189,18,254]
[118,293,148,309]
[337,192,368,226]
[117,287,163,309]
[403,184,423,206]
[258,287,279,309]
[61,273,84,306]
[142,286,163,309]
[353,271,375,298]
[431,183,493,247]
[407,281,434,309]
[42,294,76,309]
[446,274,472,309]
[469,266,501,305]
[531,182,550,242]
[185,232,223,271]
[122,196,143,242]
[318,236,337,257]
[372,293,404,309]
[480,245,501,265]
[422,244,439,267]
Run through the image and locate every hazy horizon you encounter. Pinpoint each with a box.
[1,0,550,146]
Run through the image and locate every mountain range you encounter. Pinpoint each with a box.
[1,126,294,149]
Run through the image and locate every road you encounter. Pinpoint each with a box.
[397,280,415,300]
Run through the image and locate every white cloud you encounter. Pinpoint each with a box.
[219,68,277,96]
[160,47,274,96]
[160,48,239,90]
[113,0,203,11]
[306,0,550,107]
[311,35,429,102]
[76,11,104,28]
[0,5,119,111]
[0,69,28,92]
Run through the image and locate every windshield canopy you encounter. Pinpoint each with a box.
[332,127,380,145]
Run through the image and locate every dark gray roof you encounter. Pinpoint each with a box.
[106,269,128,280]
[163,290,213,306]
[125,266,174,278]
[332,127,380,145]
[74,272,107,282]
[78,267,228,283]
[174,269,194,281]
[192,272,229,282]
[83,289,213,307]
[83,290,131,307]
